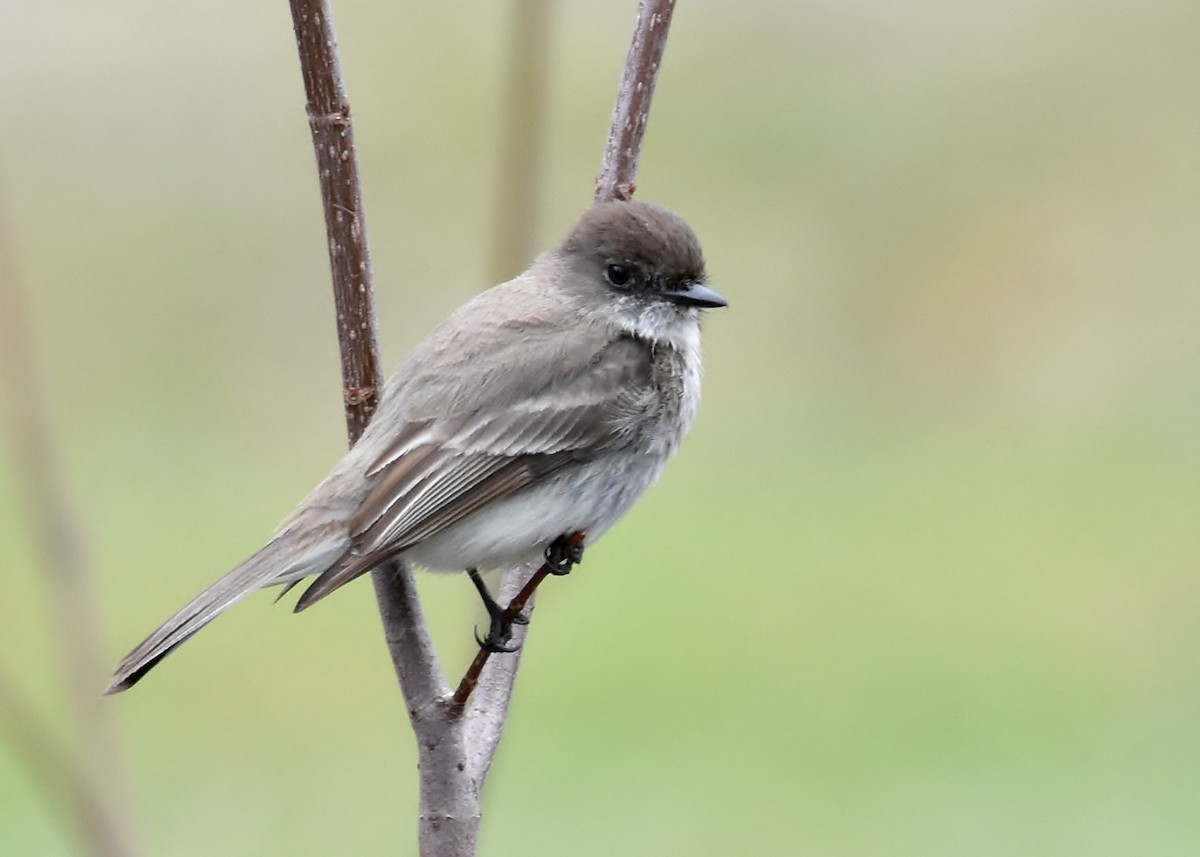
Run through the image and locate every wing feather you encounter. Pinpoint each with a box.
[292,335,654,610]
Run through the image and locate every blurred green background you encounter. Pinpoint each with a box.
[3,0,1200,854]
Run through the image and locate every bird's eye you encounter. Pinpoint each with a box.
[605,263,633,288]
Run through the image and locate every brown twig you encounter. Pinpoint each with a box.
[452,532,586,710]
[288,0,382,442]
[595,0,678,202]
[451,568,548,711]
[288,0,447,711]
[0,187,143,856]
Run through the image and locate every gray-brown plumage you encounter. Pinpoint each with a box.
[107,200,725,693]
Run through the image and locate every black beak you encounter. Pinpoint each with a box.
[661,281,728,309]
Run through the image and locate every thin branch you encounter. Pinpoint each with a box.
[459,0,679,784]
[452,563,540,713]
[289,0,379,441]
[287,0,382,442]
[287,3,472,855]
[0,186,143,856]
[595,0,677,202]
[454,531,586,712]
[460,561,540,783]
[286,0,443,705]
[371,561,450,713]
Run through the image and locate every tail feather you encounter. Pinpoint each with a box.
[293,548,388,613]
[106,525,347,694]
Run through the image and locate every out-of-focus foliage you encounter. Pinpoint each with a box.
[2,1,1198,854]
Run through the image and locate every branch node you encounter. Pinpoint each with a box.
[343,385,376,407]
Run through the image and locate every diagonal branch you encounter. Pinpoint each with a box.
[454,531,587,715]
[460,0,679,778]
[595,0,677,202]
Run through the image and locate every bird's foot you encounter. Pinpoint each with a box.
[545,532,586,576]
[474,618,521,654]
[467,568,523,653]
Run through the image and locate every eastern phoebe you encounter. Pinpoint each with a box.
[108,200,725,693]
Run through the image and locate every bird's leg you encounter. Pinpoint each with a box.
[545,532,586,575]
[466,566,529,626]
[464,532,586,657]
[467,568,522,653]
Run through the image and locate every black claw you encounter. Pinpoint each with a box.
[545,534,585,576]
[467,567,524,653]
[474,624,521,654]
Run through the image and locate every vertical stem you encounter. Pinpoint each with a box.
[288,0,447,709]
[287,3,464,855]
[287,0,383,440]
[288,0,446,705]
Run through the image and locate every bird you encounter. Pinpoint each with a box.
[107,199,726,693]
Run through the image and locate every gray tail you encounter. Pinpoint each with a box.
[106,524,347,694]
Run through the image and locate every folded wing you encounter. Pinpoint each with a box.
[293,335,654,609]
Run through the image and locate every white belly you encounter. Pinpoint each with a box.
[403,452,665,573]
